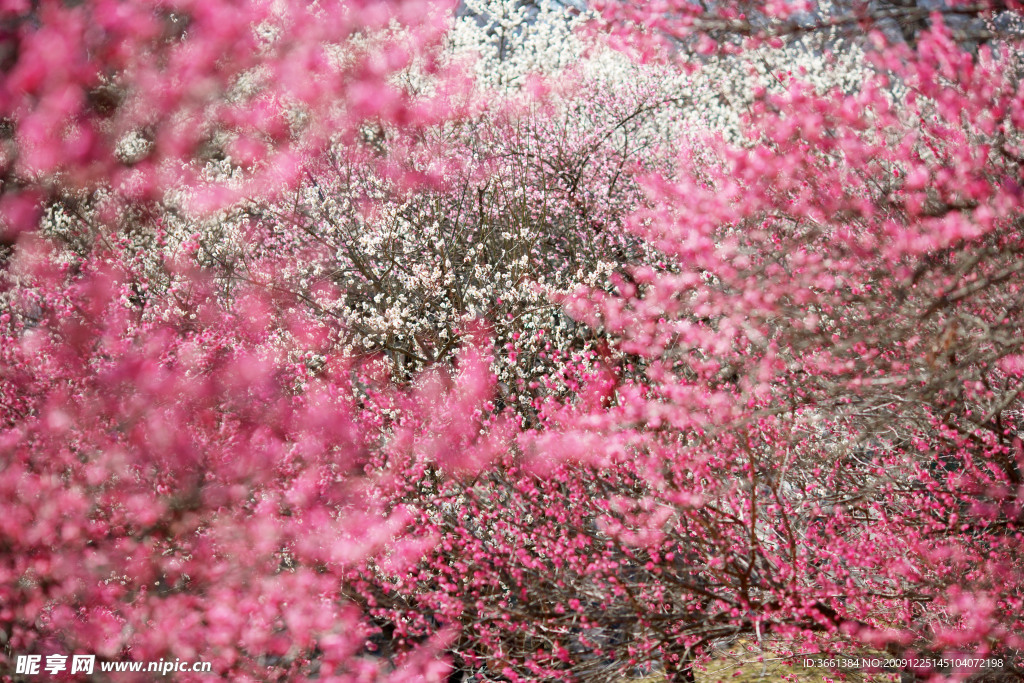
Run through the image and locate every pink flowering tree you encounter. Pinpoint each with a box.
[524,2,1024,678]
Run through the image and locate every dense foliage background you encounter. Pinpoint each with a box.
[2,0,1024,681]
